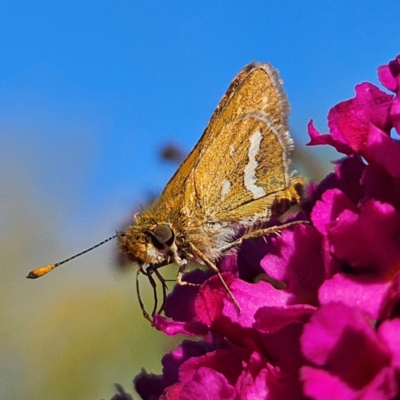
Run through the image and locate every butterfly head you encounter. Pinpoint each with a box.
[119,222,176,266]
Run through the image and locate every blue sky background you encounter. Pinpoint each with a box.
[2,2,400,398]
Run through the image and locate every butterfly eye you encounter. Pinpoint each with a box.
[146,224,175,250]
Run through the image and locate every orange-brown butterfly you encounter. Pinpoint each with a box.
[28,62,304,321]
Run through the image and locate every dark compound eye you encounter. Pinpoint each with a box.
[146,224,175,250]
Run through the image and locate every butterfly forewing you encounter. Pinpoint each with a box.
[157,63,296,224]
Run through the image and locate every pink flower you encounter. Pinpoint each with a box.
[115,55,400,399]
[301,302,398,400]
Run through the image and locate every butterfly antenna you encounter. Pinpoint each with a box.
[27,233,121,279]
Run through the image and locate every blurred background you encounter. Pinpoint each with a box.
[1,1,399,398]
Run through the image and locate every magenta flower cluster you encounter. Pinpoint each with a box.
[129,56,400,400]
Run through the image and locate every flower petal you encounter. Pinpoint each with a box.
[301,302,391,388]
[318,273,389,319]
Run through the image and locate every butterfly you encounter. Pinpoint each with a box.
[28,62,304,321]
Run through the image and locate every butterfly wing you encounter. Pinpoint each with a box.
[156,63,300,225]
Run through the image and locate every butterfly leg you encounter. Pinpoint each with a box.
[175,260,201,287]
[187,242,241,314]
[135,267,153,323]
[219,220,308,253]
[217,220,308,291]
[153,267,168,314]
